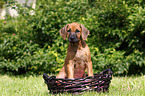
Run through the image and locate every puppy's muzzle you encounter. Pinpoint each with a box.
[68,33,79,43]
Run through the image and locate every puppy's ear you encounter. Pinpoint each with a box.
[60,24,68,40]
[81,24,89,40]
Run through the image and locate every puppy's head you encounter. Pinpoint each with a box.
[60,22,89,43]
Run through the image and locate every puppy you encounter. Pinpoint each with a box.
[57,22,93,79]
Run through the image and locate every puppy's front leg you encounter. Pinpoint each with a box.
[56,66,66,78]
[86,61,93,76]
[65,60,74,79]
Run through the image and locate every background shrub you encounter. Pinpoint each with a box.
[1,0,145,75]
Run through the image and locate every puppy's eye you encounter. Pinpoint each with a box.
[67,28,71,33]
[76,29,80,33]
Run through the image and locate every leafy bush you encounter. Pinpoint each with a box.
[90,47,128,75]
[27,0,90,47]
[1,0,145,75]
[0,34,38,73]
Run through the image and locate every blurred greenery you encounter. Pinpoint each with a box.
[0,0,145,75]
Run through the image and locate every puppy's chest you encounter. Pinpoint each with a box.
[73,49,89,63]
[72,50,88,71]
[75,50,87,59]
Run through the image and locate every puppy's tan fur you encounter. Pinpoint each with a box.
[57,23,93,79]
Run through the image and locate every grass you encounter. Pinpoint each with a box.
[0,74,145,96]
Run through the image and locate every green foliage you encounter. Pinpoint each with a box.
[1,0,145,75]
[90,47,128,74]
[27,0,90,47]
[0,0,5,8]
[0,35,39,73]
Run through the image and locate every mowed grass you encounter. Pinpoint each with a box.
[0,75,145,96]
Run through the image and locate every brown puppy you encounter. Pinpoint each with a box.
[57,22,93,79]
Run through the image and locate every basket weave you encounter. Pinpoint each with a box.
[43,68,113,94]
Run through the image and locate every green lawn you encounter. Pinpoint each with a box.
[0,75,145,96]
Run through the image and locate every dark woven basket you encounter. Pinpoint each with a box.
[43,68,113,94]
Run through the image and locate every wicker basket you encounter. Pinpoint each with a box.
[43,68,113,94]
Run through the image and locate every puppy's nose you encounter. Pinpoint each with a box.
[70,36,75,40]
[70,34,75,40]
